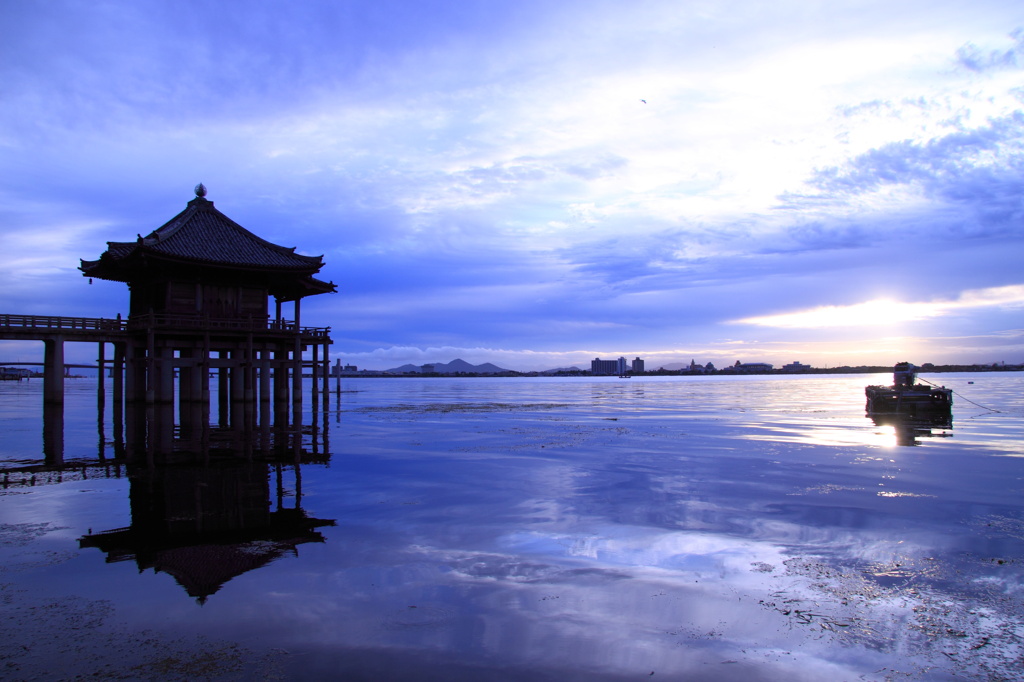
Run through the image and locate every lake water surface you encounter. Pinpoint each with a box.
[1,373,1022,680]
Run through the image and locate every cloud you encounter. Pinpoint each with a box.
[810,112,1024,198]
[955,29,1024,72]
[3,2,1024,367]
[733,285,1024,329]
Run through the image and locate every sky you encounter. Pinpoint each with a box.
[2,0,1023,372]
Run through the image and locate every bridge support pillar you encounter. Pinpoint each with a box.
[97,341,106,408]
[43,337,65,405]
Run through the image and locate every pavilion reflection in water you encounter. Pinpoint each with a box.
[78,401,336,604]
[1,395,337,603]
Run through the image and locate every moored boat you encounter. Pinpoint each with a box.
[865,362,952,417]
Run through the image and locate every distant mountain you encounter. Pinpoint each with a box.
[384,358,512,374]
[386,364,424,374]
[539,366,585,374]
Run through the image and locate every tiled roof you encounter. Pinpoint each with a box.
[80,188,337,298]
[118,195,324,271]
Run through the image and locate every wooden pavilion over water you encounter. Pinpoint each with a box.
[3,187,338,600]
[0,184,336,460]
[78,183,336,451]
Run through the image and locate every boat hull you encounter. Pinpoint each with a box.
[865,384,952,418]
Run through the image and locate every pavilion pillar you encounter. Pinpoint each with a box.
[258,349,272,453]
[230,349,246,430]
[193,350,209,445]
[310,348,320,450]
[244,336,256,437]
[112,342,125,406]
[177,348,192,409]
[151,399,174,455]
[245,335,255,404]
[218,350,229,428]
[274,346,290,427]
[309,339,317,393]
[259,349,272,427]
[292,298,304,422]
[43,337,65,405]
[322,340,330,402]
[322,398,330,455]
[145,328,156,404]
[292,337,303,427]
[177,348,193,442]
[124,344,137,404]
[156,345,175,405]
[124,402,147,462]
[112,341,125,455]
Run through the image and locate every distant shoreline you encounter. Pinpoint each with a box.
[11,365,1020,381]
[332,365,1024,378]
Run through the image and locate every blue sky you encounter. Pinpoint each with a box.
[2,0,1023,371]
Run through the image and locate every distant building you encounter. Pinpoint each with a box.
[682,359,714,374]
[731,362,773,373]
[421,364,435,374]
[591,357,629,375]
[330,361,358,377]
[782,361,810,373]
[631,357,644,374]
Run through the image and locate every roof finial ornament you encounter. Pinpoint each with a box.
[194,183,207,198]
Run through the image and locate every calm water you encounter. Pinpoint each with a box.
[1,373,1022,681]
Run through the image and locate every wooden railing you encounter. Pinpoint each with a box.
[0,314,126,331]
[0,314,330,338]
[126,314,331,338]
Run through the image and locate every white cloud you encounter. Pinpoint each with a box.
[733,285,1024,329]
[2,2,1024,365]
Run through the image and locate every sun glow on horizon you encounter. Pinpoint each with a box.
[733,285,1024,329]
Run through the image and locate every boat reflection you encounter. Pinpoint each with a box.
[870,412,953,446]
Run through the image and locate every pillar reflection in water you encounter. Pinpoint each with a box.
[42,400,64,465]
